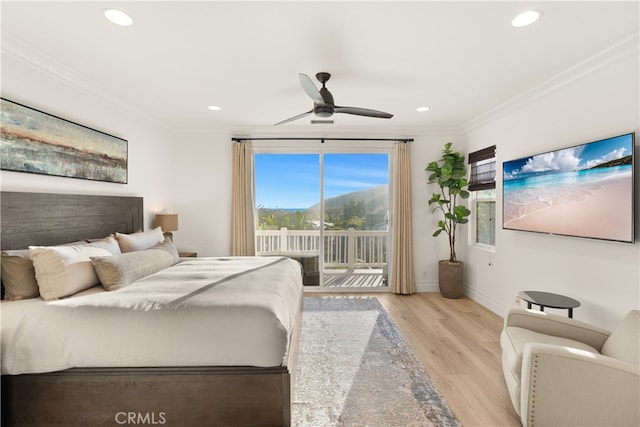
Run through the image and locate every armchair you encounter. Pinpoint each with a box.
[500,308,639,427]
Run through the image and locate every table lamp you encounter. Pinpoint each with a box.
[155,213,178,242]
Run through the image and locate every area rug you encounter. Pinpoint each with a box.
[293,296,459,427]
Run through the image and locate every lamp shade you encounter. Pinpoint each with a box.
[155,214,178,232]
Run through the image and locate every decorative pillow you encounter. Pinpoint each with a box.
[91,249,176,291]
[152,239,180,264]
[29,245,113,300]
[1,250,39,300]
[115,227,164,253]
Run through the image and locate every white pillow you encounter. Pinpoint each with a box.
[115,227,164,253]
[29,245,113,300]
[85,235,122,255]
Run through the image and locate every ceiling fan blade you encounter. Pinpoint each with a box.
[334,106,393,119]
[298,73,324,104]
[274,110,312,126]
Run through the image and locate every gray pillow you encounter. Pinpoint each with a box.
[91,249,175,291]
[152,239,180,264]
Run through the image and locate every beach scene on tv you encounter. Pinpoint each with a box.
[503,133,634,242]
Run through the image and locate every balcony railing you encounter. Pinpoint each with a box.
[255,227,387,269]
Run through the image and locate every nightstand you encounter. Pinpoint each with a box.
[178,252,197,258]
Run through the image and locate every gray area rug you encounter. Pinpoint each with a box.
[293,296,460,427]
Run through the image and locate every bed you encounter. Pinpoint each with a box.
[0,191,303,426]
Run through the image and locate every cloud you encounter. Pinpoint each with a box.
[521,148,581,173]
[580,147,627,169]
[504,170,521,180]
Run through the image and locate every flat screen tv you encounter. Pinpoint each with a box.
[503,132,635,243]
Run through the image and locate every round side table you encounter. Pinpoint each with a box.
[517,291,581,318]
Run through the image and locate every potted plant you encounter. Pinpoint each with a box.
[425,142,471,298]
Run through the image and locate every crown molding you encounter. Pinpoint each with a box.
[1,31,171,132]
[460,33,640,135]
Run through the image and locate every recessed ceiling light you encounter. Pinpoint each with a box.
[416,106,430,112]
[512,10,542,27]
[104,9,133,26]
[207,105,221,111]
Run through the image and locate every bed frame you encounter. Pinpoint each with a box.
[1,191,300,426]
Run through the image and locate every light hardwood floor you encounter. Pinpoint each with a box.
[306,292,522,427]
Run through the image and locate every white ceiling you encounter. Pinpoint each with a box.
[2,1,639,133]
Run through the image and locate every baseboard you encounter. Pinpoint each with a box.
[416,280,439,293]
[416,280,513,319]
[463,285,512,318]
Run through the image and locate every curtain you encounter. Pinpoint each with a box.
[231,141,256,256]
[390,142,416,294]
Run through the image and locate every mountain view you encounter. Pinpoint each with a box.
[257,184,388,231]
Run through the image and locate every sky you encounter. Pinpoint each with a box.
[255,153,389,209]
[503,133,633,180]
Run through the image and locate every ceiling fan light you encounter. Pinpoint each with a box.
[512,10,541,27]
[104,9,133,26]
[416,106,430,112]
[314,104,334,118]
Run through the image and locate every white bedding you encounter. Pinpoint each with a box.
[1,256,303,375]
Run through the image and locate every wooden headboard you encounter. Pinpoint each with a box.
[1,191,143,250]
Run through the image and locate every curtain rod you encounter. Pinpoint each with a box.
[231,137,413,143]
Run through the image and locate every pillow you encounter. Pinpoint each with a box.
[91,249,176,291]
[152,239,180,264]
[1,239,108,301]
[63,241,91,246]
[115,227,164,253]
[29,245,113,300]
[85,235,121,255]
[1,250,39,300]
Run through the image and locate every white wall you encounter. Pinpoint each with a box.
[169,131,233,256]
[410,132,465,291]
[461,46,640,330]
[0,50,176,230]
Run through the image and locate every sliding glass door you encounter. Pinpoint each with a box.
[322,153,389,288]
[254,148,391,290]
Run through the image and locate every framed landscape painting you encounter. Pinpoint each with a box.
[0,98,128,183]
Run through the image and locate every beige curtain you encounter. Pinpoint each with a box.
[390,142,416,294]
[231,141,256,256]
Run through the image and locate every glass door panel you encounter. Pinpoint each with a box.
[321,153,389,288]
[254,154,321,286]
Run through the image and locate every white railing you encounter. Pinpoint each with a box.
[256,227,387,268]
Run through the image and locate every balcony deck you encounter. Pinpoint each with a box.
[322,268,387,288]
[256,227,388,288]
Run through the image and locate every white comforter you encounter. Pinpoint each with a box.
[1,256,303,375]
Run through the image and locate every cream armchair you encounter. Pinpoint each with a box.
[500,308,639,427]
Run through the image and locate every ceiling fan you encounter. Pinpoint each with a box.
[275,72,393,125]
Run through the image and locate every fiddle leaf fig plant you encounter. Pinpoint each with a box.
[426,142,471,263]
